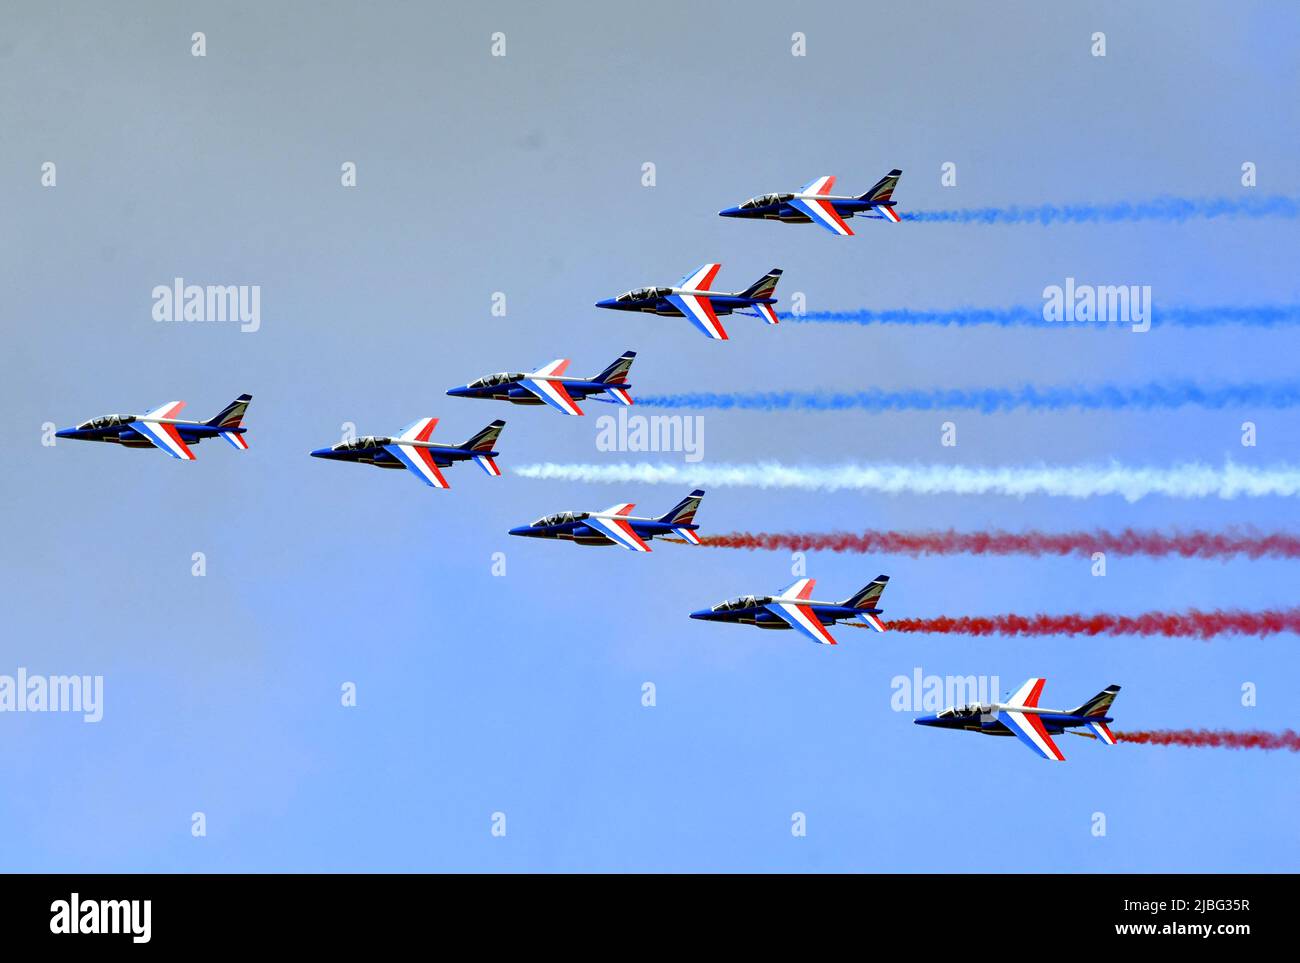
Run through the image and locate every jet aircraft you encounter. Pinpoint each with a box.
[595,264,782,340]
[54,394,252,459]
[719,169,903,235]
[508,490,705,552]
[310,418,504,489]
[689,576,890,645]
[446,351,635,416]
[914,678,1121,761]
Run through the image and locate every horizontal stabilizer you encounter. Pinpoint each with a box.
[473,454,501,477]
[220,431,249,450]
[856,612,886,633]
[1086,721,1117,745]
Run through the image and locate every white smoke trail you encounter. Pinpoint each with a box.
[513,461,1300,503]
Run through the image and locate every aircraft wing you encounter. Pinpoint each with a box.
[995,677,1065,760]
[384,443,450,488]
[676,263,721,292]
[520,361,583,415]
[767,578,837,643]
[790,195,853,236]
[586,504,651,552]
[133,402,197,460]
[764,600,838,645]
[385,418,449,488]
[1000,710,1066,761]
[799,176,836,195]
[665,293,728,340]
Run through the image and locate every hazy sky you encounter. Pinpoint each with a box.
[2,2,1297,871]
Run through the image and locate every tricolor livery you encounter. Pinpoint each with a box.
[508,490,705,552]
[690,575,890,645]
[595,264,782,340]
[54,394,252,459]
[915,679,1121,762]
[310,418,505,489]
[719,169,904,235]
[446,351,636,416]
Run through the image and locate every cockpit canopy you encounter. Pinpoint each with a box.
[468,372,525,388]
[712,594,770,612]
[617,287,671,302]
[531,511,586,527]
[937,703,989,719]
[333,435,392,451]
[739,193,793,209]
[77,413,133,429]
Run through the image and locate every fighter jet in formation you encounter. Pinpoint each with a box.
[690,575,890,645]
[55,394,252,459]
[914,678,1121,762]
[595,264,782,340]
[508,490,705,552]
[310,418,504,489]
[446,351,635,416]
[719,169,904,236]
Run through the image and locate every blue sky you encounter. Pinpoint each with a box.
[1,2,1297,871]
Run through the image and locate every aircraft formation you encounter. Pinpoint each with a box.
[55,168,1127,760]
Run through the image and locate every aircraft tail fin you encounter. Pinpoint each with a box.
[859,168,902,203]
[860,168,902,222]
[1072,685,1121,718]
[463,419,505,453]
[594,350,636,385]
[206,394,252,429]
[658,489,705,541]
[843,574,889,611]
[739,268,782,301]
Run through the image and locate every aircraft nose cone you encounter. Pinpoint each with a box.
[718,206,742,217]
[594,298,617,310]
[446,386,469,398]
[55,428,75,439]
[507,526,533,537]
[309,447,335,459]
[689,608,716,621]
[914,715,940,727]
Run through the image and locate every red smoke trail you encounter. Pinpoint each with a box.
[693,528,1300,560]
[1116,730,1300,752]
[887,609,1300,639]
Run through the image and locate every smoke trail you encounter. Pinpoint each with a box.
[513,461,1300,502]
[1115,729,1300,752]
[780,304,1300,328]
[900,194,1300,225]
[638,380,1300,414]
[683,528,1300,560]
[888,608,1300,639]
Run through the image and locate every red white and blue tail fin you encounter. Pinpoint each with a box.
[658,489,704,543]
[465,421,505,477]
[594,351,636,406]
[843,575,889,632]
[463,419,505,452]
[205,394,252,450]
[860,168,903,223]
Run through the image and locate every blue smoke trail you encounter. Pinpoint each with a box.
[901,194,1300,225]
[638,381,1300,414]
[779,304,1300,328]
